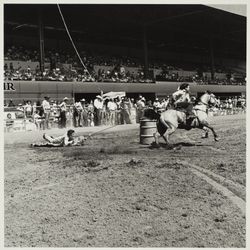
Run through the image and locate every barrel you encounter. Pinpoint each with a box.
[140,119,157,145]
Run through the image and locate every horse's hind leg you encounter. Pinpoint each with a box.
[202,122,219,141]
[163,125,176,146]
[153,132,161,147]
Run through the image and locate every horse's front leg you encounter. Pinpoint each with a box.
[162,134,169,144]
[201,126,209,139]
[202,122,219,141]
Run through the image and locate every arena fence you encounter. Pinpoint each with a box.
[4,105,246,133]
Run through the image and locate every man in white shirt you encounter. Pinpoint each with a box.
[136,96,146,122]
[161,98,170,110]
[153,98,161,110]
[43,129,75,146]
[59,97,69,128]
[107,98,117,125]
[94,95,103,126]
[121,97,132,124]
[31,130,86,147]
[42,96,51,129]
[73,100,83,127]
[80,98,88,127]
[33,110,43,130]
[24,100,32,118]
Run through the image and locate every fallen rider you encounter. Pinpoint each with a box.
[31,129,86,147]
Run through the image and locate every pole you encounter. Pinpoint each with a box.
[143,25,149,78]
[38,7,45,74]
[209,35,215,81]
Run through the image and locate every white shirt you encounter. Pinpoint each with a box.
[153,101,161,108]
[161,99,169,109]
[34,113,41,121]
[107,101,117,111]
[172,89,191,103]
[74,102,83,111]
[50,132,73,146]
[94,98,103,109]
[59,101,67,112]
[42,100,51,113]
[137,100,145,109]
[25,104,32,112]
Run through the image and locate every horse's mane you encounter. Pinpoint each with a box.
[197,92,209,103]
[193,99,199,106]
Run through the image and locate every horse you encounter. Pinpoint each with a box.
[144,92,219,147]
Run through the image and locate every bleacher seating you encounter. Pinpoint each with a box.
[4,45,246,85]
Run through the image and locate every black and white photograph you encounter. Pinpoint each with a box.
[2,1,247,248]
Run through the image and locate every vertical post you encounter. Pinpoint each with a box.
[143,25,149,78]
[38,8,45,74]
[209,35,215,81]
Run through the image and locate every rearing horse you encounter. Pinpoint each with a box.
[144,92,219,146]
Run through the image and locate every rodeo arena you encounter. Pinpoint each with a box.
[3,3,247,248]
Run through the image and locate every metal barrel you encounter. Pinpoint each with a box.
[140,119,157,145]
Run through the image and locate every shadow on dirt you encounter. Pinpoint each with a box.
[149,142,198,150]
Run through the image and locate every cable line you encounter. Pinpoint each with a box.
[57,4,92,77]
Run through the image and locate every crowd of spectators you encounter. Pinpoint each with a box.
[96,66,155,83]
[4,94,173,130]
[4,44,246,85]
[155,66,246,85]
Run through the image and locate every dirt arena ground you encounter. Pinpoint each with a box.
[4,114,246,247]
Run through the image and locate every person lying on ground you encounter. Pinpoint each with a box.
[31,129,86,147]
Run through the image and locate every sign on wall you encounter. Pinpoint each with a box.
[4,82,16,91]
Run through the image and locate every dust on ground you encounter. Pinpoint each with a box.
[4,114,246,247]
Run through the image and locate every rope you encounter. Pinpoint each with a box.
[88,125,118,138]
[57,4,92,77]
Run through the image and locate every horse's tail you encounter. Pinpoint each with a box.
[159,116,170,129]
[157,116,168,136]
[157,110,178,135]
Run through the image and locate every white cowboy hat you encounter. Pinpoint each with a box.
[80,98,86,102]
[96,95,103,99]
[63,97,69,101]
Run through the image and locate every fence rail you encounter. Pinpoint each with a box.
[4,106,246,133]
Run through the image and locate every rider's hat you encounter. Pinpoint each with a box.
[179,83,189,90]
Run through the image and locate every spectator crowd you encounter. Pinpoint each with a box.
[4,45,246,85]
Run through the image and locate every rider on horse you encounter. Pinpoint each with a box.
[172,83,196,126]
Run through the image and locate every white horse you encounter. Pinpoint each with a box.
[144,92,219,147]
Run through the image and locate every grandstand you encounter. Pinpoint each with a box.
[4,4,246,102]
